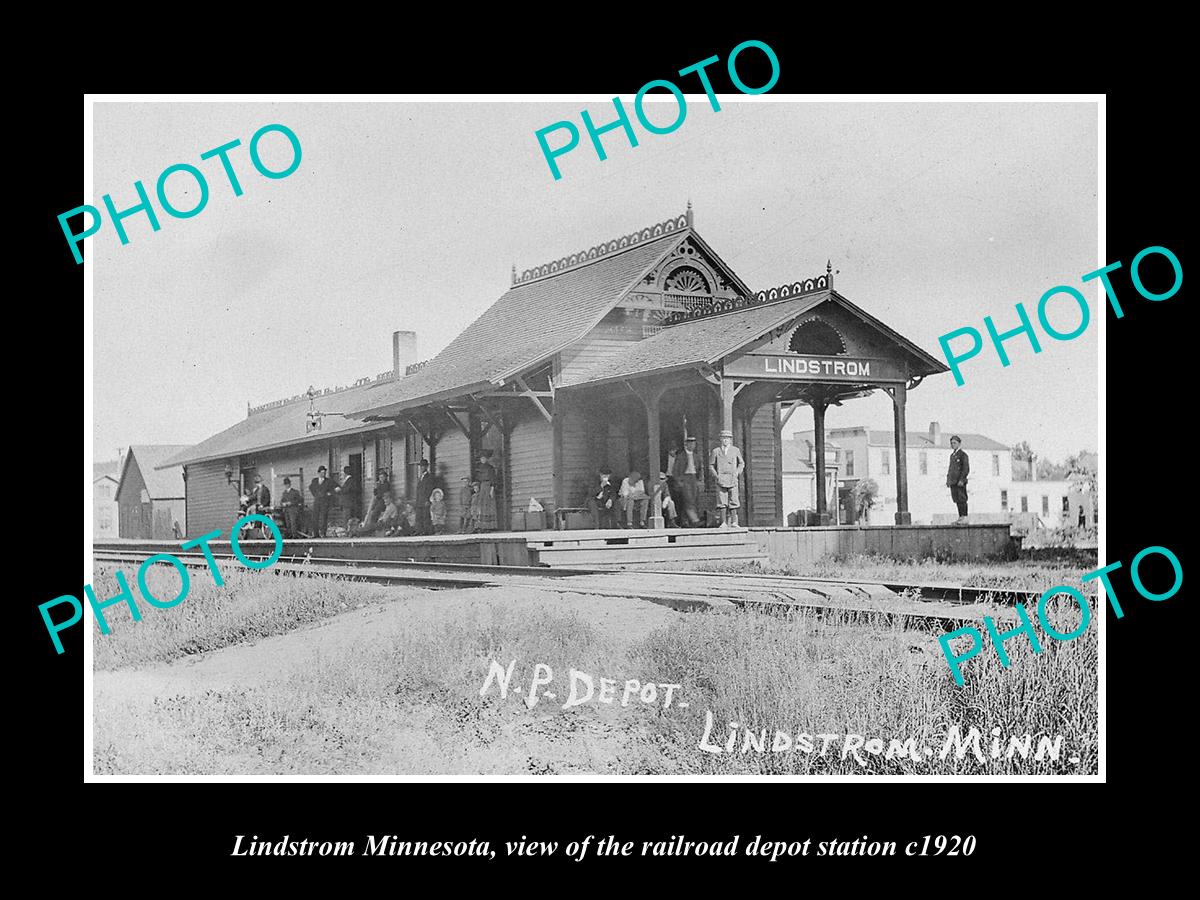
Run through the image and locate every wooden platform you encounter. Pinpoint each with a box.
[95,527,767,569]
[751,523,1021,564]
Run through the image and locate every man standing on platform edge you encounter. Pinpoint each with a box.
[710,429,745,528]
[670,436,703,526]
[310,465,335,537]
[336,465,360,523]
[280,477,303,537]
[415,458,435,534]
[947,435,969,523]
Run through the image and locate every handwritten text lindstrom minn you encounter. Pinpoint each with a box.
[699,713,1076,766]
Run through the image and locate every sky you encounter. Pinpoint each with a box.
[91,100,1098,465]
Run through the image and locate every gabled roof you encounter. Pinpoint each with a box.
[118,445,189,500]
[562,288,949,388]
[783,434,842,473]
[351,217,692,418]
[94,460,120,482]
[160,380,396,468]
[562,292,827,387]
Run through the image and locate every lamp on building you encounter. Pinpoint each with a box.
[224,462,234,484]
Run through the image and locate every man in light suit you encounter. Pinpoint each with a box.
[335,465,360,521]
[709,429,745,528]
[946,435,970,522]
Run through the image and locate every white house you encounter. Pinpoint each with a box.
[782,434,842,525]
[93,459,121,538]
[1009,471,1096,529]
[825,422,1011,525]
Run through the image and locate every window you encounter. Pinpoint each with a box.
[1042,495,1050,516]
[1000,490,1008,511]
[845,450,854,477]
[1020,496,1028,513]
[919,451,928,475]
[881,449,891,476]
[98,484,110,499]
[1062,496,1070,514]
[992,454,1000,476]
[99,509,112,528]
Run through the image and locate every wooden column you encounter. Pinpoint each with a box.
[891,383,912,524]
[719,374,735,436]
[629,381,668,530]
[813,397,829,524]
[552,393,565,510]
[739,410,753,525]
[645,389,664,529]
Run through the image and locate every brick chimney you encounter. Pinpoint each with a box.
[929,421,941,446]
[393,330,416,377]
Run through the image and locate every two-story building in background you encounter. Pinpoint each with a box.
[782,433,842,525]
[93,459,121,538]
[1009,471,1097,530]
[825,422,1011,525]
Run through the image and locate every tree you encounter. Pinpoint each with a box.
[852,478,879,524]
[1011,441,1034,480]
[1037,457,1069,480]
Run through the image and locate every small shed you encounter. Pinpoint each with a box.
[116,445,188,539]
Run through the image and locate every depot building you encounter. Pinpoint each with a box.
[163,207,948,536]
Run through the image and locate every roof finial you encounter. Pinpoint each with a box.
[685,198,694,227]
[511,263,517,285]
[826,259,833,288]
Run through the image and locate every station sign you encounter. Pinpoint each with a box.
[724,353,905,382]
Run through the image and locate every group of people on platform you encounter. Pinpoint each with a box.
[237,432,749,539]
[238,451,505,539]
[587,430,746,530]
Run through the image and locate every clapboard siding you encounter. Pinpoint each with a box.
[438,429,472,532]
[560,400,593,506]
[557,320,642,386]
[186,459,240,538]
[749,401,779,526]
[508,410,554,527]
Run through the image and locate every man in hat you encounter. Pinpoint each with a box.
[709,429,745,528]
[246,474,271,514]
[946,435,970,522]
[588,467,619,529]
[618,469,649,528]
[335,465,360,522]
[309,465,336,537]
[415,458,435,535]
[669,436,703,526]
[653,470,678,528]
[280,476,303,537]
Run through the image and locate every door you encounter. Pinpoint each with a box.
[139,487,152,538]
[348,453,364,511]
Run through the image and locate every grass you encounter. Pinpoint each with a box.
[93,562,1098,776]
[92,562,410,671]
[630,606,1096,775]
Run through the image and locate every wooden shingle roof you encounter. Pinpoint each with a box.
[161,214,693,466]
[350,224,688,418]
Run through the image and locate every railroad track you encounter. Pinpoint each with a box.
[93,546,1019,630]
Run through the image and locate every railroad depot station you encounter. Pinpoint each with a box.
[160,208,1017,566]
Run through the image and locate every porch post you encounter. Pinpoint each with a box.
[646,388,664,529]
[813,397,829,524]
[720,373,735,435]
[891,382,911,524]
